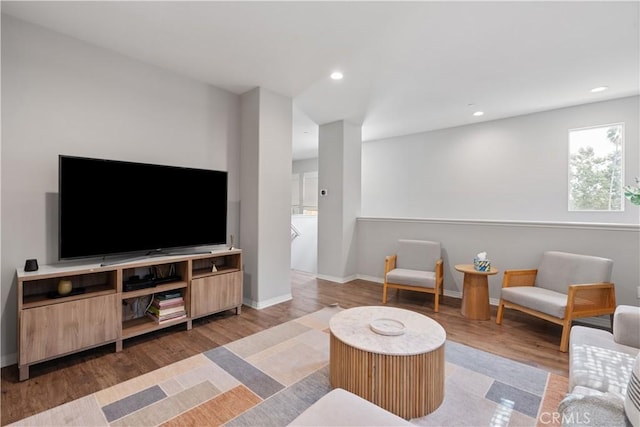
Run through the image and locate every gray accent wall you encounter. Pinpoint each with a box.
[357,218,639,307]
[1,16,241,366]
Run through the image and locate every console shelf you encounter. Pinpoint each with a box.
[16,249,242,381]
[23,286,116,309]
[122,315,190,339]
[122,281,188,299]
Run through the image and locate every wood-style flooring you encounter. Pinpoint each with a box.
[0,271,569,426]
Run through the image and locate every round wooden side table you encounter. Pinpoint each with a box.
[329,306,446,419]
[454,264,499,320]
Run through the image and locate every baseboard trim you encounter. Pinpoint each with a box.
[356,274,382,284]
[355,275,500,305]
[316,274,358,284]
[243,293,292,310]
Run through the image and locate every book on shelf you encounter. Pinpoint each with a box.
[152,296,184,308]
[155,291,182,301]
[146,312,187,325]
[146,290,186,324]
[147,304,185,316]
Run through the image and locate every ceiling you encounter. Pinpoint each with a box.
[2,1,639,160]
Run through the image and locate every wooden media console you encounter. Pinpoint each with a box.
[16,249,242,381]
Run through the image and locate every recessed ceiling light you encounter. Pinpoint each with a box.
[590,86,608,93]
[330,71,344,80]
[473,111,484,117]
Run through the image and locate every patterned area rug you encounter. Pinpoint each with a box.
[10,305,568,427]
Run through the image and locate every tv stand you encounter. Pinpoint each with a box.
[122,275,182,292]
[100,249,217,267]
[17,249,242,381]
[99,249,170,267]
[100,254,157,267]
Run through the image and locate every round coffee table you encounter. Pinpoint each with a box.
[329,306,446,419]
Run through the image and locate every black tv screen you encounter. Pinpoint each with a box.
[59,155,228,260]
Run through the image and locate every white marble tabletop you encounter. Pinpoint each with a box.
[329,306,446,356]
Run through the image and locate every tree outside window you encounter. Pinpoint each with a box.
[569,123,624,211]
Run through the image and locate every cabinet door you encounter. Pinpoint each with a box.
[20,294,119,365]
[191,272,242,317]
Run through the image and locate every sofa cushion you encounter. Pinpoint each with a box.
[386,268,436,288]
[569,325,639,394]
[571,385,605,397]
[625,355,640,427]
[534,251,613,294]
[501,286,567,318]
[558,391,628,427]
[614,305,640,349]
[288,388,411,426]
[396,240,440,271]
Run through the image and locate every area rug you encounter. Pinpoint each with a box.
[10,305,568,427]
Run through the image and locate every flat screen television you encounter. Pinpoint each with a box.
[59,155,228,260]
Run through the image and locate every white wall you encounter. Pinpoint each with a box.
[291,215,318,273]
[1,16,241,366]
[240,87,292,308]
[358,97,640,309]
[318,121,361,282]
[256,89,293,305]
[291,158,319,274]
[292,158,318,175]
[363,96,639,223]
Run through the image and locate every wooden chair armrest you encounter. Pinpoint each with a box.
[435,258,443,284]
[384,255,397,275]
[566,282,616,318]
[502,269,537,288]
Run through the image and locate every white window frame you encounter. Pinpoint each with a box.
[567,122,625,212]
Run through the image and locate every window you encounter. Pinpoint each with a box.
[291,171,318,215]
[568,123,624,211]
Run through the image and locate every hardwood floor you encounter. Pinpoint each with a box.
[0,271,569,426]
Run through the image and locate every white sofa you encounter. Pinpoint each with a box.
[288,388,411,426]
[560,305,640,426]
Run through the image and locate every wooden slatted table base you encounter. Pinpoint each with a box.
[330,332,444,419]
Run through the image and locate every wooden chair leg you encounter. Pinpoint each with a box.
[560,318,571,353]
[433,287,440,313]
[610,313,615,331]
[496,299,505,324]
[382,283,388,304]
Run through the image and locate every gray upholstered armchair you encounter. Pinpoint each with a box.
[496,251,616,352]
[382,239,444,312]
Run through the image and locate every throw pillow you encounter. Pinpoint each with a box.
[625,354,640,427]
